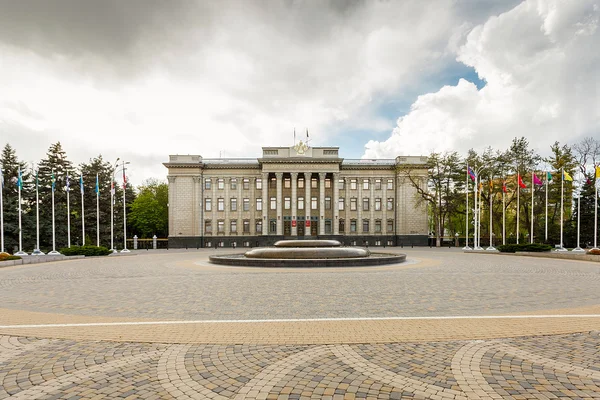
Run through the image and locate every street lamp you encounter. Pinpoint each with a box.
[110,158,120,253]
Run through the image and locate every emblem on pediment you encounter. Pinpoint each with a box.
[293,140,309,155]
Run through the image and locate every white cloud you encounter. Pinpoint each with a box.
[364,0,600,159]
[0,0,516,184]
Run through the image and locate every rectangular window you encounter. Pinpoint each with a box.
[375,198,381,211]
[325,178,331,188]
[375,179,381,190]
[230,220,237,233]
[284,177,291,188]
[217,178,224,190]
[230,198,237,211]
[217,220,224,233]
[362,198,369,211]
[270,220,277,233]
[325,196,331,210]
[339,197,344,211]
[350,219,357,232]
[339,179,344,190]
[255,220,262,233]
[205,220,212,234]
[205,178,211,190]
[217,198,224,211]
[339,219,345,233]
[311,177,317,188]
[325,220,332,234]
[387,179,393,190]
[387,219,394,232]
[311,197,318,210]
[270,197,277,210]
[387,198,394,211]
[230,178,237,190]
[375,220,382,232]
[350,179,357,190]
[256,198,263,211]
[298,197,304,210]
[284,197,291,210]
[363,219,369,233]
[205,198,212,211]
[298,178,305,189]
[363,179,369,190]
[350,198,357,211]
[243,198,250,211]
[243,220,250,233]
[243,178,250,190]
[256,178,262,190]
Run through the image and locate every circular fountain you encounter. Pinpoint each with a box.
[209,239,406,267]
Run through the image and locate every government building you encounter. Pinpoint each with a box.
[164,144,429,248]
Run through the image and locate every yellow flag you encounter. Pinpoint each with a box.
[563,170,573,181]
[596,165,600,179]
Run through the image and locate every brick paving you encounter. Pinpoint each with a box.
[0,249,599,398]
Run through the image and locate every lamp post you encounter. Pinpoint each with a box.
[110,158,120,253]
[120,160,131,253]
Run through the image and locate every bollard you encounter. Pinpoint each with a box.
[133,235,138,250]
[152,235,157,250]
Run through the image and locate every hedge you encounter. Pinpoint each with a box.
[496,243,553,253]
[59,245,112,256]
[0,252,22,261]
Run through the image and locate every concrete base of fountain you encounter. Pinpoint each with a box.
[209,239,406,268]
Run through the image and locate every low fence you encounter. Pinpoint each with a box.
[126,237,169,250]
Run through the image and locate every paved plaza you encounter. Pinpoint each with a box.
[0,249,599,398]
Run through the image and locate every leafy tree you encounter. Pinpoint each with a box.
[0,144,34,253]
[129,179,168,238]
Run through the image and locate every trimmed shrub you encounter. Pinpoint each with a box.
[587,248,600,255]
[497,243,553,253]
[59,245,112,257]
[0,252,22,261]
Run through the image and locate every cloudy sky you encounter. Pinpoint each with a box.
[1,0,598,185]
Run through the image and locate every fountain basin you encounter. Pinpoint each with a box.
[245,247,369,259]
[274,240,341,247]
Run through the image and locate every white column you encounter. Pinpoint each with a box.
[319,172,326,235]
[262,172,268,236]
[382,180,387,236]
[369,178,375,236]
[276,172,283,235]
[358,178,363,235]
[305,172,311,236]
[291,172,298,236]
[344,178,349,235]
[237,176,242,237]
[333,173,340,235]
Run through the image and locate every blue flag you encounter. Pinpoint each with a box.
[80,175,84,194]
[95,174,99,195]
[17,168,22,189]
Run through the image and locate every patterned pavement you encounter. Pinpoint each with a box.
[0,249,599,398]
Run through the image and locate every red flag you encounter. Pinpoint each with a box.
[502,181,507,193]
[518,174,527,189]
[123,169,127,189]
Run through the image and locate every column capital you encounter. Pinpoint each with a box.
[318,172,326,179]
[167,175,176,183]
[290,172,299,178]
[192,176,202,183]
[275,172,283,179]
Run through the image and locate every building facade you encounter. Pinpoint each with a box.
[164,145,429,248]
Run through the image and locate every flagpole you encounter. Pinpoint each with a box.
[96,174,100,247]
[486,177,496,251]
[545,170,548,242]
[48,170,60,255]
[32,166,44,255]
[530,171,534,244]
[66,172,71,248]
[478,182,483,249]
[593,174,598,250]
[463,164,471,250]
[15,168,27,256]
[474,176,479,249]
[0,166,4,253]
[502,178,506,245]
[81,175,85,246]
[558,167,566,251]
[121,160,130,253]
[517,172,520,244]
[573,168,584,252]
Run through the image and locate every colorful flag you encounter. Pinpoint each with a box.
[16,168,22,189]
[489,180,494,190]
[80,175,84,193]
[65,172,70,192]
[563,170,573,181]
[468,167,476,182]
[122,168,127,189]
[111,180,115,195]
[51,170,56,192]
[518,174,527,189]
[95,174,99,195]
[596,166,600,179]
[533,173,543,186]
[502,181,507,193]
[547,171,553,182]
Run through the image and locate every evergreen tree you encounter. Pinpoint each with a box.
[0,144,35,253]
